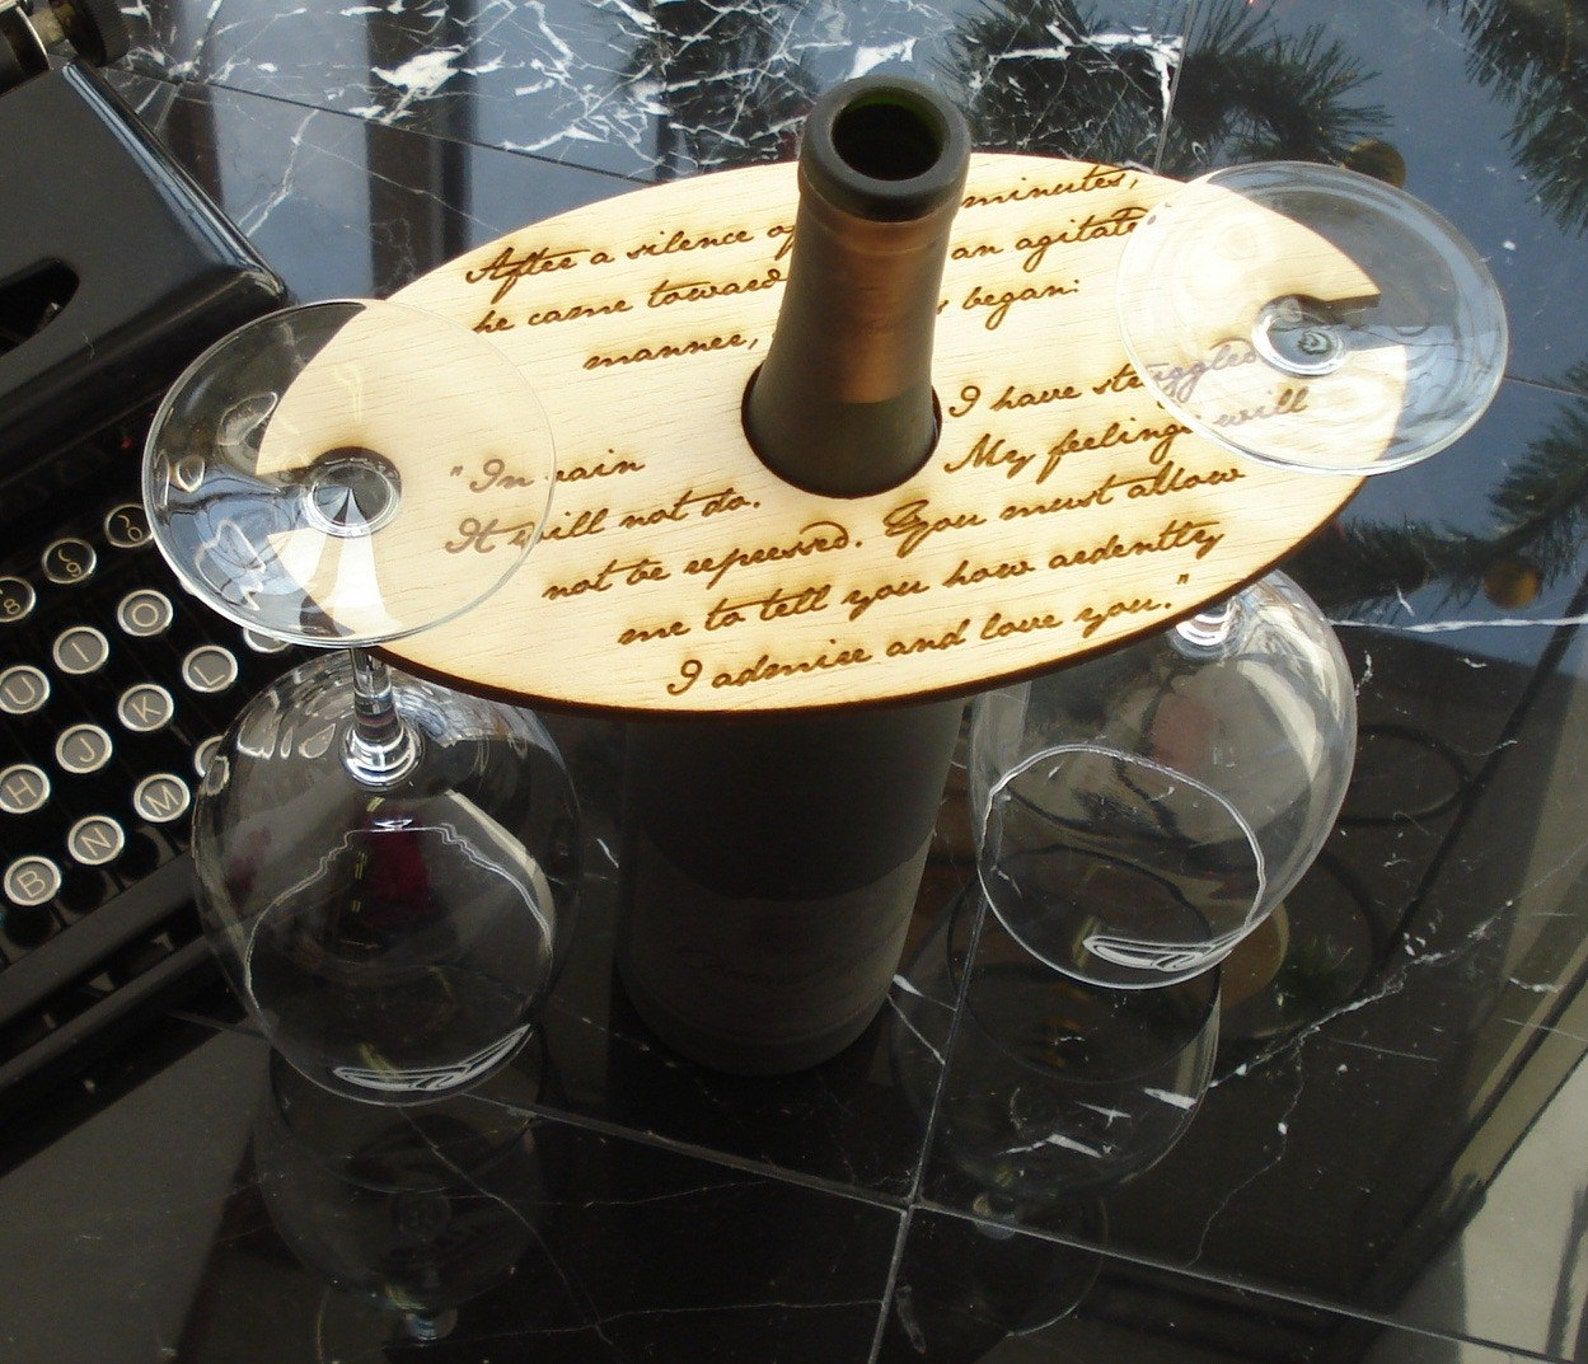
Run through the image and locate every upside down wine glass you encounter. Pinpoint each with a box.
[971,162,1507,988]
[144,299,580,1102]
[971,572,1356,987]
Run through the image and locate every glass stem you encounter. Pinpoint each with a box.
[1171,596,1240,657]
[344,647,418,785]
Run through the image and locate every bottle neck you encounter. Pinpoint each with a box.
[743,77,969,498]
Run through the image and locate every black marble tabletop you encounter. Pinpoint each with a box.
[3,0,1588,1359]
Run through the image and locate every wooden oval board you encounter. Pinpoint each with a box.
[384,154,1381,714]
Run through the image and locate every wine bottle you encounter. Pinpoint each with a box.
[617,75,971,1075]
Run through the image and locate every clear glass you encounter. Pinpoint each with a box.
[1117,162,1507,475]
[971,572,1355,987]
[922,892,1218,1215]
[254,1051,544,1344]
[145,299,577,1104]
[143,299,556,643]
[197,653,579,1099]
[1216,849,1382,1071]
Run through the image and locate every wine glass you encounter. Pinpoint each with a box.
[970,572,1354,988]
[973,161,1506,990]
[255,1050,544,1346]
[915,888,1219,1214]
[144,298,580,1104]
[1115,160,1507,476]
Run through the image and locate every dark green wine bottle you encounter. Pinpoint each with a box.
[618,75,970,1075]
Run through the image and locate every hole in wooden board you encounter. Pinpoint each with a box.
[740,363,944,499]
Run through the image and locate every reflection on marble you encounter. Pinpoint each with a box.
[1164,0,1588,393]
[1296,379,1588,646]
[253,1051,546,1346]
[517,710,973,1197]
[5,0,1588,1356]
[878,1210,1535,1362]
[0,1023,901,1362]
[105,69,630,302]
[925,524,1588,1359]
[118,0,1189,180]
[913,895,1218,1222]
[111,0,1588,391]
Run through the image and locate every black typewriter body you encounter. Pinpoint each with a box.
[0,58,287,1099]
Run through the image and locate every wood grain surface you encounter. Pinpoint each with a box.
[249,301,557,641]
[369,153,1380,714]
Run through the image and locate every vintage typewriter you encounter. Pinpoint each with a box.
[0,0,288,1096]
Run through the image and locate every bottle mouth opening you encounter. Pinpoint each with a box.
[831,91,946,182]
[799,75,968,220]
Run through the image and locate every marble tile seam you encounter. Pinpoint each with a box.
[864,1208,915,1364]
[133,971,1575,1357]
[465,1089,915,1215]
[902,887,991,1206]
[160,1007,257,1038]
[861,892,992,1363]
[113,61,649,189]
[1506,373,1588,403]
[910,1197,1572,1364]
